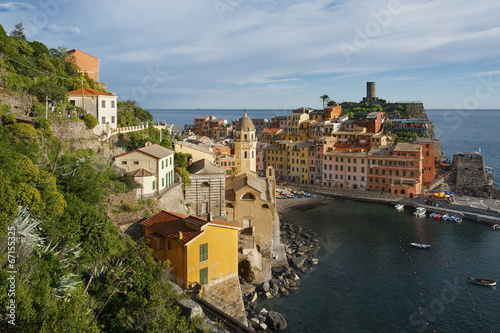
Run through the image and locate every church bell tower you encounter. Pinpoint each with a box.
[234,111,257,176]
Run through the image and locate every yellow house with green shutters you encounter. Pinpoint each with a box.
[142,210,241,289]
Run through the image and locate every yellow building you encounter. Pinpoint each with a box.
[142,210,241,289]
[174,141,215,164]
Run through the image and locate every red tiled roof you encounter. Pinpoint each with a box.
[126,168,154,177]
[68,87,112,96]
[141,211,240,245]
[262,128,281,134]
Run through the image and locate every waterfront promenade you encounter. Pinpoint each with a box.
[279,183,500,225]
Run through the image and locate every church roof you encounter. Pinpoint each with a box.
[236,111,256,131]
[188,159,224,175]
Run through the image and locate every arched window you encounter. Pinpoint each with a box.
[401,189,406,195]
[241,193,255,200]
[225,203,234,208]
[261,204,270,209]
[394,189,398,195]
[200,182,210,188]
[244,151,248,158]
[244,134,247,140]
[252,151,254,158]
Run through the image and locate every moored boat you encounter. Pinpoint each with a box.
[468,277,497,286]
[442,214,449,221]
[493,224,500,230]
[455,217,462,223]
[414,207,426,217]
[411,243,431,249]
[395,204,404,210]
[434,213,443,219]
[429,212,437,218]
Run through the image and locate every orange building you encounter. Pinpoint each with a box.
[323,105,342,119]
[67,49,99,81]
[367,143,423,197]
[417,138,436,184]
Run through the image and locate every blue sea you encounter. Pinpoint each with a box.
[150,108,500,332]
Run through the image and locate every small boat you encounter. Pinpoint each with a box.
[455,217,462,223]
[304,192,316,198]
[448,215,456,222]
[493,224,500,230]
[411,243,431,249]
[429,213,437,218]
[468,277,497,286]
[395,204,404,210]
[414,207,426,217]
[434,214,443,219]
[441,214,449,221]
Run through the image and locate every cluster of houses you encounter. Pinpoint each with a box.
[180,105,440,199]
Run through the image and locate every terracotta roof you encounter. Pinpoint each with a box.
[68,87,112,96]
[126,168,154,177]
[262,128,281,134]
[141,211,240,245]
[188,159,224,175]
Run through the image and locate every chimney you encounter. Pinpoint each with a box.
[207,213,213,222]
[178,231,183,241]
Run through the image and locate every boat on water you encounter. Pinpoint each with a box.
[304,193,316,198]
[455,217,463,223]
[492,224,500,230]
[468,277,497,286]
[411,243,431,249]
[442,214,449,221]
[395,204,404,210]
[434,213,443,219]
[429,212,436,218]
[414,207,426,217]
[449,216,462,223]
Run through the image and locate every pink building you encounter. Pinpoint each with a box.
[323,147,369,189]
[307,136,335,185]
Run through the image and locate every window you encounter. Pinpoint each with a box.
[200,267,208,286]
[168,240,171,251]
[200,243,208,262]
[156,237,164,250]
[261,204,270,209]
[102,100,106,108]
[70,100,75,106]
[111,100,115,108]
[162,160,164,169]
[152,181,155,190]
[133,161,139,165]
[410,171,414,177]
[102,116,106,124]
[121,161,127,165]
[242,193,255,200]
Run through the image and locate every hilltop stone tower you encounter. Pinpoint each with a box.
[363,81,378,102]
[234,111,257,176]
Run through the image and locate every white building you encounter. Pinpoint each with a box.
[113,144,175,199]
[68,88,118,134]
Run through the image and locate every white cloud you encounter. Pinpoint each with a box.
[0,2,34,12]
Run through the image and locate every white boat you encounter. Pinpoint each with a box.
[411,243,431,249]
[442,214,449,221]
[468,277,497,286]
[455,217,463,223]
[395,204,404,210]
[414,207,426,217]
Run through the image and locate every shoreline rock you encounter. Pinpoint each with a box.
[242,211,321,332]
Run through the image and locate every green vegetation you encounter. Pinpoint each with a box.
[83,114,98,129]
[0,25,199,329]
[117,100,153,127]
[174,152,192,186]
[0,23,105,114]
[394,131,418,143]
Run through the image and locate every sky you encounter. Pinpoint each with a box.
[2,0,500,110]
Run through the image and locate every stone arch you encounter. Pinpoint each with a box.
[261,204,270,209]
[200,181,210,188]
[225,203,234,208]
[241,193,255,200]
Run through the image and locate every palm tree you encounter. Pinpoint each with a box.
[320,94,330,108]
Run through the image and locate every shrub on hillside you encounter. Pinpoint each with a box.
[83,114,98,129]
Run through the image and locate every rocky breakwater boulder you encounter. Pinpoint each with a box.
[241,218,319,331]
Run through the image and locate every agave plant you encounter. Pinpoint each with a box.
[52,273,83,301]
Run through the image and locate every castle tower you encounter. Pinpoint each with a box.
[234,111,257,176]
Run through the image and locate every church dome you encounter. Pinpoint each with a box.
[236,111,255,131]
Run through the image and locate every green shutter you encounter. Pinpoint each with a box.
[200,267,208,286]
[153,180,155,190]
[200,243,208,262]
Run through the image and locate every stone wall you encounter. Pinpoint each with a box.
[201,274,246,324]
[453,154,487,188]
[0,89,37,117]
[185,176,226,218]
